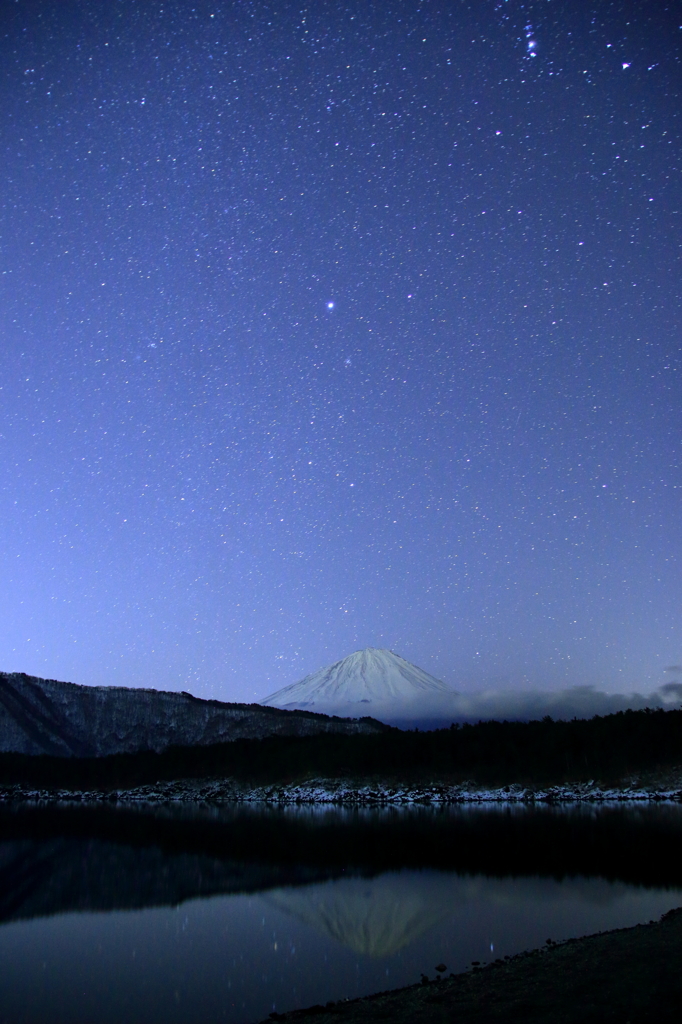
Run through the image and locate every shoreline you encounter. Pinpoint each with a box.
[257,907,682,1023]
[2,777,682,805]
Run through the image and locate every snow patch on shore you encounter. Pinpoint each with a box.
[3,779,682,806]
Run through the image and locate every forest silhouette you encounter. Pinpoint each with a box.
[1,707,681,790]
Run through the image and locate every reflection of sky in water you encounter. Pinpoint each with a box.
[1,870,681,1024]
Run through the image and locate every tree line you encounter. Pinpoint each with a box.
[1,707,681,790]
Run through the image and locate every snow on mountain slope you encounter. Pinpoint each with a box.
[262,648,682,728]
[0,671,384,758]
[262,648,456,723]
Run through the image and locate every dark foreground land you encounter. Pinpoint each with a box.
[261,907,682,1024]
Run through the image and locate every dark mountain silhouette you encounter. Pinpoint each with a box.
[0,671,384,757]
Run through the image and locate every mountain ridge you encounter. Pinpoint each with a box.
[0,671,384,758]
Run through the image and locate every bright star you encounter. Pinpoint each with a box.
[327,301,335,309]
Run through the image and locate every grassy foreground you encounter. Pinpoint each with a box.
[260,907,682,1024]
[1,707,682,790]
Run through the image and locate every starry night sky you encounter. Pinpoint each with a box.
[1,0,680,703]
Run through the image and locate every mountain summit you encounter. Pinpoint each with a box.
[262,648,455,722]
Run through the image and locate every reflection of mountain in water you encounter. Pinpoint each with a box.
[264,872,458,956]
[263,871,664,959]
[0,839,328,925]
[3,803,682,931]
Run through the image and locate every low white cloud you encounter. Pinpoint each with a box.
[309,684,682,729]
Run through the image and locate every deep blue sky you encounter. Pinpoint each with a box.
[1,0,680,702]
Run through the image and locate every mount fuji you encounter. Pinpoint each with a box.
[262,648,458,727]
[262,648,682,728]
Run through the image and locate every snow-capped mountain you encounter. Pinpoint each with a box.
[0,671,384,758]
[262,648,682,728]
[262,648,456,724]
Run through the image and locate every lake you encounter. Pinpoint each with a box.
[1,801,681,1023]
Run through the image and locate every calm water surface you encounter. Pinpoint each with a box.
[1,802,681,1023]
